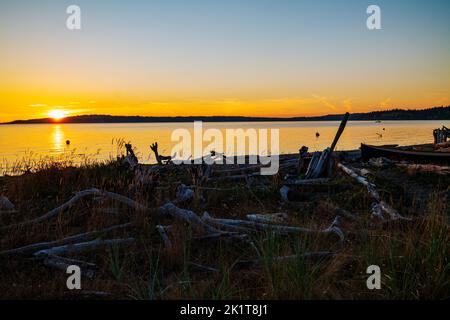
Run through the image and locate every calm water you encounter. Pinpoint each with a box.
[1,120,448,172]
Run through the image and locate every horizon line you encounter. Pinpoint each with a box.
[2,106,449,125]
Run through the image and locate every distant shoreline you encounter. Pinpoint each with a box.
[2,106,449,124]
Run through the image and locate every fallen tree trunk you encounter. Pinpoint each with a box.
[41,255,97,278]
[1,223,132,256]
[156,202,221,234]
[202,213,344,240]
[33,238,135,257]
[246,213,288,224]
[2,189,147,230]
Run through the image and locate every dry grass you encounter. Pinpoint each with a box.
[0,153,448,300]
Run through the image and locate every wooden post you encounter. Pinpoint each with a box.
[330,112,350,152]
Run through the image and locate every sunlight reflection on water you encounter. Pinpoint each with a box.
[1,120,449,172]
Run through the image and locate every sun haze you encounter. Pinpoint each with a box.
[47,109,68,121]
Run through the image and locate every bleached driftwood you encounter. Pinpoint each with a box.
[3,189,147,229]
[246,213,288,224]
[33,238,135,257]
[306,148,331,179]
[0,223,132,256]
[202,212,345,241]
[42,255,97,278]
[157,202,221,234]
[337,163,406,221]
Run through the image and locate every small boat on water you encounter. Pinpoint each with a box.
[361,143,450,164]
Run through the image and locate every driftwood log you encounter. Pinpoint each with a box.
[156,202,221,234]
[33,238,135,257]
[202,212,345,241]
[305,112,350,179]
[337,163,406,221]
[41,255,97,278]
[2,189,147,230]
[1,223,132,256]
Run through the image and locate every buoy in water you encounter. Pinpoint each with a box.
[315,132,320,138]
[66,140,71,145]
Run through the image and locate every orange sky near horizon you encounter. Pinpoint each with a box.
[1,86,449,122]
[1,1,449,122]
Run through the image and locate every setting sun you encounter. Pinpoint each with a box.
[48,109,68,120]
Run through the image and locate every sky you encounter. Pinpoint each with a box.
[0,0,449,122]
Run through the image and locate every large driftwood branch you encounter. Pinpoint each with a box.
[33,238,135,257]
[156,202,221,234]
[2,189,147,229]
[202,212,345,240]
[1,223,132,256]
[337,163,406,221]
[41,254,97,278]
[246,213,288,224]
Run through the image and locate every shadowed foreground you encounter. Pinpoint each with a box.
[0,149,449,300]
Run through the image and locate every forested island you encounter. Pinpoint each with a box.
[3,106,449,124]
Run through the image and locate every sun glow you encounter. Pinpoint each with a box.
[48,109,68,120]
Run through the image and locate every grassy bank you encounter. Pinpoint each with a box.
[0,153,449,300]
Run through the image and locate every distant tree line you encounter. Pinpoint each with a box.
[3,106,449,124]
